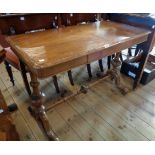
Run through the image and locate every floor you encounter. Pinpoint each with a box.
[0,57,155,141]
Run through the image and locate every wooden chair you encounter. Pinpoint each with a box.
[0,14,64,96]
[0,46,19,141]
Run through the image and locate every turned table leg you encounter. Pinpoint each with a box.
[108,52,128,95]
[29,72,59,140]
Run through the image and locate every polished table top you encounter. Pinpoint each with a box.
[7,21,151,78]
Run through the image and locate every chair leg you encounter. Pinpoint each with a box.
[87,64,92,78]
[98,59,104,72]
[53,75,60,94]
[4,61,15,86]
[119,52,123,62]
[134,45,140,56]
[67,70,74,86]
[107,56,111,69]
[20,61,32,96]
[128,48,132,56]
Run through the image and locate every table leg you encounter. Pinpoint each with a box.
[29,72,59,140]
[108,52,128,95]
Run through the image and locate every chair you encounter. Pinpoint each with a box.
[0,47,19,141]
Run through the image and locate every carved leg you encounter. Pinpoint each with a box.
[4,61,15,86]
[87,64,92,79]
[98,59,104,72]
[53,75,60,94]
[67,70,74,86]
[108,53,128,95]
[29,72,59,140]
[19,61,32,96]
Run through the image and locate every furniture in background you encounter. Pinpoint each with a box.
[108,13,155,86]
[0,46,19,141]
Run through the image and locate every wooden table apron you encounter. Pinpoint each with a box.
[6,21,151,140]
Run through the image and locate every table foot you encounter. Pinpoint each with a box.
[29,72,59,141]
[28,104,59,141]
[38,106,59,141]
[107,69,128,95]
[108,53,129,95]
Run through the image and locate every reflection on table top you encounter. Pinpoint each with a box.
[7,21,150,70]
